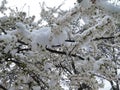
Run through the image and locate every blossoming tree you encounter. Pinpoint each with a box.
[0,0,120,90]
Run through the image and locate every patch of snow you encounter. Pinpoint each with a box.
[31,27,51,50]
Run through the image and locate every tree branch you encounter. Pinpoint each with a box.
[0,27,7,34]
[17,48,31,53]
[93,36,115,41]
[17,40,28,45]
[0,84,7,90]
[71,59,78,74]
[55,63,72,74]
[65,40,75,42]
[6,57,49,89]
[78,83,91,90]
[110,81,117,90]
[46,46,84,60]
[29,71,49,88]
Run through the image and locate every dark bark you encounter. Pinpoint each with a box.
[0,27,7,34]
[0,85,7,90]
[55,63,72,74]
[93,36,115,41]
[78,83,91,90]
[46,46,84,60]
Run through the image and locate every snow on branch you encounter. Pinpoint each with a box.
[0,1,120,90]
[75,16,115,45]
